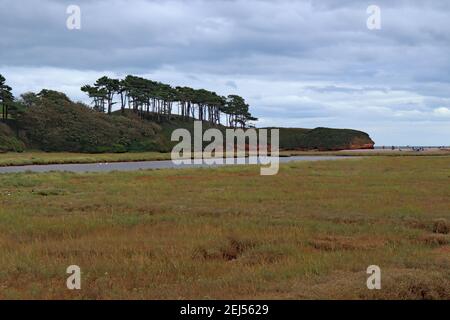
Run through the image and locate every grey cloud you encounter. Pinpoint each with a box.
[225,80,238,89]
[0,0,449,145]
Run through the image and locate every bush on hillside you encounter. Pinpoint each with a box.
[0,122,25,152]
[18,91,170,153]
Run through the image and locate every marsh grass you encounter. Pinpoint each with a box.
[0,157,448,299]
[0,151,172,167]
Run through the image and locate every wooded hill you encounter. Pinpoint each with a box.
[0,74,374,153]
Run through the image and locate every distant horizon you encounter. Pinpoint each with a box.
[1,0,449,145]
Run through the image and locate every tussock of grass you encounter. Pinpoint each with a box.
[418,234,449,247]
[433,219,449,234]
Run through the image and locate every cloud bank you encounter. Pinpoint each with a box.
[1,0,449,145]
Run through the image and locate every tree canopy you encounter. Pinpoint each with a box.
[0,74,14,121]
[81,75,258,128]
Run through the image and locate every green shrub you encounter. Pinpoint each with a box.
[0,123,25,152]
[18,93,167,153]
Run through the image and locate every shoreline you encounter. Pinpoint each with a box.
[0,148,448,168]
[0,155,356,174]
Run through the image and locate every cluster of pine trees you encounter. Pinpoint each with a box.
[0,74,14,121]
[1,73,259,129]
[81,76,258,128]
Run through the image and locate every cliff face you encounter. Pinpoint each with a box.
[348,138,375,150]
[277,127,375,151]
[348,143,375,150]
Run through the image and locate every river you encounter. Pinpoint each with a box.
[0,156,355,174]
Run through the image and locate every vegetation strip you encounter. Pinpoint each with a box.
[0,157,448,299]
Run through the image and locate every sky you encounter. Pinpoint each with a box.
[1,0,449,146]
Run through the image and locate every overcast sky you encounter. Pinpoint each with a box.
[1,0,449,145]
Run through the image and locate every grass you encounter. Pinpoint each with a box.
[281,149,450,157]
[0,151,173,167]
[0,156,449,299]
